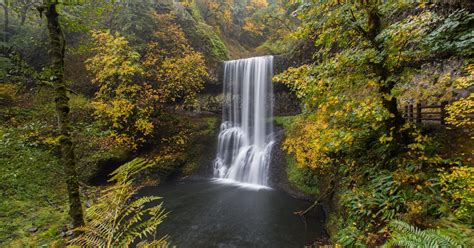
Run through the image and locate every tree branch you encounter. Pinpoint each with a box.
[348,8,379,49]
[266,13,292,31]
[293,189,333,216]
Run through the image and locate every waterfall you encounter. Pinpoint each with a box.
[214,56,275,186]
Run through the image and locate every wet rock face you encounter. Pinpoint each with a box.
[272,89,301,116]
[273,55,290,75]
[273,38,318,72]
[273,56,302,116]
[268,126,313,201]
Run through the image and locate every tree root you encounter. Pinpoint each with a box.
[293,190,333,216]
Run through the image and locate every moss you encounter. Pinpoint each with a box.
[187,0,206,23]
[274,115,319,196]
[326,213,342,245]
[196,22,229,61]
[181,116,219,175]
[185,0,229,61]
[205,117,219,134]
[0,92,134,245]
[286,156,320,196]
[130,114,219,180]
[274,115,298,128]
[255,38,291,55]
[0,126,68,246]
[172,1,229,63]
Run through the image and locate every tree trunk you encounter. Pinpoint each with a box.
[20,8,28,26]
[366,6,404,134]
[44,3,85,229]
[1,0,8,43]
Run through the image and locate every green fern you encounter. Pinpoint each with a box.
[426,9,474,56]
[109,158,156,183]
[69,159,169,248]
[383,220,464,248]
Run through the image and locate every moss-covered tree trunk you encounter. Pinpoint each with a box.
[44,3,85,229]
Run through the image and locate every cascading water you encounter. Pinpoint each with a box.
[214,56,275,186]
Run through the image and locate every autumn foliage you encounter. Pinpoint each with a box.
[276,1,473,246]
[143,13,208,105]
[86,12,208,150]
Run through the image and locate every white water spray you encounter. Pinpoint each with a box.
[214,56,274,186]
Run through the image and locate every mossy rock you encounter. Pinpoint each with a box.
[170,1,229,65]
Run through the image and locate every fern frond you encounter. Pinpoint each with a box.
[69,231,107,247]
[118,208,168,247]
[383,220,465,248]
[68,163,168,248]
[110,158,154,183]
[118,196,162,222]
[116,197,164,236]
[136,235,170,248]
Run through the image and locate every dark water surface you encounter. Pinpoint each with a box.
[140,179,326,248]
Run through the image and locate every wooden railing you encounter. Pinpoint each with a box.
[402,102,447,125]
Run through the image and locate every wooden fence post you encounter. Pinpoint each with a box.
[416,103,422,125]
[409,104,414,122]
[440,101,447,126]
